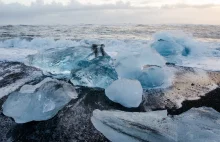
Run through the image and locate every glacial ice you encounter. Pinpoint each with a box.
[137,66,167,88]
[28,46,94,74]
[115,48,165,77]
[71,56,118,89]
[114,48,170,89]
[3,78,78,123]
[105,79,143,108]
[150,31,220,70]
[151,32,193,64]
[28,46,118,88]
[91,107,220,142]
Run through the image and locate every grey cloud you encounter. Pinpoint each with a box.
[0,0,219,25]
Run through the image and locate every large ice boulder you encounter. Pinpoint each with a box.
[137,66,167,88]
[115,58,170,89]
[2,78,78,123]
[114,48,170,89]
[150,32,208,64]
[27,46,95,74]
[91,107,220,142]
[115,48,165,78]
[28,46,118,89]
[105,79,143,108]
[71,56,118,89]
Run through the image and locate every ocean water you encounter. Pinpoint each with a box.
[0,24,220,71]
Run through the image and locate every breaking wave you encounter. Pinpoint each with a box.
[0,31,220,71]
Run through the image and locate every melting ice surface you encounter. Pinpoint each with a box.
[71,55,118,89]
[28,46,93,74]
[114,47,172,89]
[3,78,78,123]
[28,46,118,89]
[92,107,220,142]
[105,79,143,108]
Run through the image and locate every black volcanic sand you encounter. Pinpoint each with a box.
[168,88,220,115]
[0,87,144,142]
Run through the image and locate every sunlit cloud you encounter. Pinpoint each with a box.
[1,0,220,7]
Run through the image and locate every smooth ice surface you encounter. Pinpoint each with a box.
[28,46,93,74]
[92,107,220,142]
[115,47,165,78]
[3,79,78,123]
[114,47,171,89]
[135,66,169,88]
[71,56,118,89]
[92,109,176,142]
[105,79,143,108]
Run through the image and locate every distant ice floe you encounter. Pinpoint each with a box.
[3,78,78,123]
[92,107,220,142]
[151,31,220,70]
[105,79,143,108]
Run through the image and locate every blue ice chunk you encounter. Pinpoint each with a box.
[105,79,143,108]
[136,66,166,88]
[151,40,184,57]
[71,56,118,89]
[3,80,78,123]
[28,46,94,74]
[182,47,191,56]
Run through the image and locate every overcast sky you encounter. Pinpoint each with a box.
[0,0,220,25]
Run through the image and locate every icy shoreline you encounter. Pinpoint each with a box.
[0,29,220,141]
[0,61,220,141]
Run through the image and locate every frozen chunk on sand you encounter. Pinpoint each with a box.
[92,109,176,142]
[92,107,220,142]
[3,79,78,123]
[105,79,143,108]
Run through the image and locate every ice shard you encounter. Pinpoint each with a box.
[3,78,78,123]
[92,107,220,142]
[105,79,143,108]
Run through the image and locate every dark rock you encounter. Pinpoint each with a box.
[165,62,176,66]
